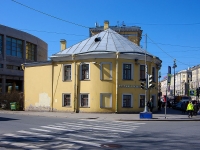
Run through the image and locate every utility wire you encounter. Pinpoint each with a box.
[127,22,200,26]
[11,0,89,29]
[18,29,88,37]
[147,35,190,66]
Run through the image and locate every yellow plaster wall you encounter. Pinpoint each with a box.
[24,65,52,111]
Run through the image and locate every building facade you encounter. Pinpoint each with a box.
[89,21,142,46]
[0,24,47,94]
[24,28,162,113]
[160,69,192,98]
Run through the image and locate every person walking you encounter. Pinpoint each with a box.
[186,101,194,118]
[147,98,154,112]
[193,101,199,116]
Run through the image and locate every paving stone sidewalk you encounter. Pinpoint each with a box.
[0,108,200,121]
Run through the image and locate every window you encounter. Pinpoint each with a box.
[139,95,145,108]
[152,67,156,82]
[63,94,71,106]
[63,65,71,81]
[0,35,2,55]
[0,64,3,68]
[6,65,13,69]
[140,65,145,80]
[80,94,89,107]
[100,93,112,108]
[122,94,133,108]
[100,62,112,80]
[26,42,36,61]
[123,63,133,80]
[6,37,23,58]
[81,64,89,80]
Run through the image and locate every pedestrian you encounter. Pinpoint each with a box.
[147,98,154,112]
[181,101,186,114]
[186,101,194,118]
[158,99,161,111]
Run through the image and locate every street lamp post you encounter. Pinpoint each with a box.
[173,59,177,104]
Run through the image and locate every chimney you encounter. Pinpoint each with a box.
[60,39,66,51]
[104,20,109,30]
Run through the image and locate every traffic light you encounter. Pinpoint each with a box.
[197,88,199,97]
[148,74,153,88]
[141,82,145,90]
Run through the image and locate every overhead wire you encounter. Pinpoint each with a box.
[146,35,191,66]
[11,0,89,29]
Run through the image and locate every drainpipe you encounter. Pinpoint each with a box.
[51,61,54,112]
[116,52,119,113]
[72,54,77,113]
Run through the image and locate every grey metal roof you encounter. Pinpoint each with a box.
[51,28,152,57]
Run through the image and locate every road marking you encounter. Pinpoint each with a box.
[54,124,130,133]
[17,130,53,137]
[56,137,101,147]
[3,133,44,142]
[59,122,137,132]
[41,126,75,131]
[0,141,40,149]
[30,128,52,133]
[51,143,82,149]
[67,133,113,142]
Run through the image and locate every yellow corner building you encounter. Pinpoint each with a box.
[23,27,162,113]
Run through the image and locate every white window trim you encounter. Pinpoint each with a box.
[80,93,90,107]
[62,93,71,107]
[139,94,145,108]
[100,93,112,108]
[100,62,112,80]
[80,63,90,80]
[63,64,72,81]
[122,63,134,80]
[122,93,133,108]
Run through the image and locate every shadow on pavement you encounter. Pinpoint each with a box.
[0,117,19,121]
[155,108,184,115]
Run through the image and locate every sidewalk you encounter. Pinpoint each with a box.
[0,108,200,121]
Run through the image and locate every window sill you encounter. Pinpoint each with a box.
[122,107,133,108]
[80,106,90,108]
[81,79,90,81]
[63,80,72,82]
[122,79,133,81]
[100,107,112,109]
[63,106,72,108]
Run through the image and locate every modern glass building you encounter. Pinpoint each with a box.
[0,24,47,94]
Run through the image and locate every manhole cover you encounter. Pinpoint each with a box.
[101,144,122,148]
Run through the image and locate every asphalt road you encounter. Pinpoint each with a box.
[0,113,199,150]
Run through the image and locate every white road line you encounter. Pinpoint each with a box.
[56,137,101,147]
[3,133,44,142]
[51,143,82,149]
[62,121,140,129]
[51,124,130,133]
[58,123,138,132]
[30,128,52,133]
[0,141,40,149]
[17,130,53,137]
[41,126,75,131]
[67,133,113,142]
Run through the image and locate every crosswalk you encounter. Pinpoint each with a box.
[0,120,146,149]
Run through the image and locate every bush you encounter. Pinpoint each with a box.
[0,92,24,110]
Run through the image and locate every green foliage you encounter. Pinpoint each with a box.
[0,92,24,110]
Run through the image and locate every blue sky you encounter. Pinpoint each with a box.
[1,0,200,79]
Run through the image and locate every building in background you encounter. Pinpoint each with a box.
[23,26,162,113]
[160,69,192,98]
[89,21,142,46]
[0,24,47,94]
